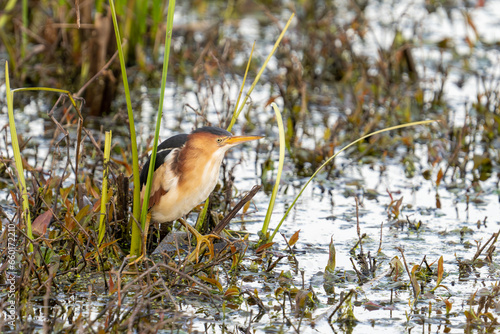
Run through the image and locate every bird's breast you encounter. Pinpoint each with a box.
[150,151,224,222]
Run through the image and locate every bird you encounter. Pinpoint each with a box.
[140,126,263,259]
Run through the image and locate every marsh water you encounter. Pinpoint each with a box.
[1,0,500,333]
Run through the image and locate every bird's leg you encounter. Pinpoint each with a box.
[177,218,220,262]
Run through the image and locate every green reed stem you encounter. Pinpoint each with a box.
[227,41,255,132]
[109,0,142,257]
[140,0,176,239]
[5,61,33,252]
[260,103,285,240]
[227,13,294,131]
[98,131,112,246]
[268,120,438,242]
[21,0,27,59]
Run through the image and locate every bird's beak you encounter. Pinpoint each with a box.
[226,135,263,146]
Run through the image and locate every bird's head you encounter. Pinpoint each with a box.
[187,127,263,157]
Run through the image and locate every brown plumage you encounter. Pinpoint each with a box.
[140,126,262,225]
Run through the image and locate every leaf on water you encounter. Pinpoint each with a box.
[364,301,384,311]
[464,310,475,321]
[431,256,446,292]
[437,255,444,284]
[243,200,251,214]
[288,230,300,247]
[410,264,421,299]
[274,287,284,298]
[199,275,223,292]
[389,196,404,219]
[443,298,453,314]
[436,168,443,187]
[436,37,452,49]
[32,210,53,236]
[436,193,441,209]
[390,256,404,281]
[224,287,240,298]
[325,236,336,274]
[108,272,116,294]
[485,312,496,321]
[256,242,274,254]
[294,290,312,314]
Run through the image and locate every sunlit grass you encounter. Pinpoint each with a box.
[98,130,112,246]
[227,13,295,131]
[109,0,142,257]
[5,61,33,252]
[5,65,88,252]
[260,103,285,242]
[139,0,177,255]
[268,120,439,242]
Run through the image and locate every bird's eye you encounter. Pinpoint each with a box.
[216,138,224,144]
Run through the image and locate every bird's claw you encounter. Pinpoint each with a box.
[178,218,220,263]
[192,233,220,262]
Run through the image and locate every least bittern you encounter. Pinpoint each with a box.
[140,126,262,258]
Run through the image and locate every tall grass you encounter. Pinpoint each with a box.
[227,13,295,131]
[190,15,295,257]
[139,0,177,252]
[5,61,33,251]
[109,0,142,257]
[260,103,285,241]
[227,42,255,132]
[21,0,27,60]
[6,83,84,251]
[98,131,113,246]
[109,0,177,257]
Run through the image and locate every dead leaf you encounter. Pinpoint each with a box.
[243,200,251,214]
[10,191,19,206]
[256,242,274,254]
[325,236,336,273]
[436,168,443,187]
[364,301,384,311]
[32,211,53,236]
[410,264,421,299]
[199,275,223,292]
[224,287,240,298]
[108,272,116,294]
[288,230,300,247]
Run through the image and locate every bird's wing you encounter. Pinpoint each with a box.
[140,134,188,209]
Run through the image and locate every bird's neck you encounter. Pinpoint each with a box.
[177,145,226,194]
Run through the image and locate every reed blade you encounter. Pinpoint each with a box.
[5,61,33,251]
[269,120,439,242]
[98,130,113,246]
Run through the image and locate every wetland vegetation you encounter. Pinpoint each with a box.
[0,0,499,333]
